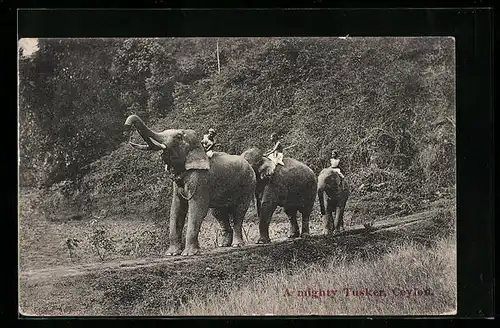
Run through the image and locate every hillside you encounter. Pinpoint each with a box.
[18,37,456,225]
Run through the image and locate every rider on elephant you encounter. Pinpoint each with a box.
[264,133,284,175]
[201,128,217,158]
[164,128,217,172]
[330,149,345,179]
[124,115,256,255]
[242,147,317,243]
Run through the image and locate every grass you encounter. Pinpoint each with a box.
[19,207,456,316]
[163,235,456,316]
[19,185,453,272]
[19,182,456,316]
[19,187,331,271]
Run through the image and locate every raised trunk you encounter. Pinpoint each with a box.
[124,115,165,151]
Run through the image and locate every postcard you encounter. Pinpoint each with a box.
[18,35,457,316]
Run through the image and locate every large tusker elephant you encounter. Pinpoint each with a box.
[241,147,317,244]
[124,115,256,256]
[317,167,350,234]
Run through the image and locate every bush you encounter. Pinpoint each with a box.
[19,37,456,222]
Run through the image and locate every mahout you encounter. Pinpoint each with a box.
[242,147,317,244]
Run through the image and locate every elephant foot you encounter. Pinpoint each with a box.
[181,246,201,256]
[256,237,271,244]
[301,232,310,238]
[165,245,182,256]
[287,231,300,239]
[232,240,244,248]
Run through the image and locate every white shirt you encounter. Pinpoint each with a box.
[330,158,340,168]
[201,134,214,150]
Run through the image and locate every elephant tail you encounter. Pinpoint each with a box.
[317,186,326,215]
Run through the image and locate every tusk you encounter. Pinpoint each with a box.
[128,141,151,150]
[128,134,151,150]
[149,137,166,149]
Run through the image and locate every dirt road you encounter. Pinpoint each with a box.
[19,205,455,316]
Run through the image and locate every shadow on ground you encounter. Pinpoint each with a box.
[19,204,455,316]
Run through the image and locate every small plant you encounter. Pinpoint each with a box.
[137,230,160,256]
[87,219,116,261]
[65,237,81,262]
[116,235,138,257]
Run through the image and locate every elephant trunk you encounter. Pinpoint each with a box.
[317,186,326,215]
[124,114,166,151]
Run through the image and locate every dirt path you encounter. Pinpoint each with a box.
[19,205,455,316]
[21,208,436,282]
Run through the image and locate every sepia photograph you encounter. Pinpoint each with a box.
[18,36,457,316]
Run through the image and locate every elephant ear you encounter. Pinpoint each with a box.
[242,147,265,167]
[257,160,274,180]
[183,130,210,171]
[185,148,210,170]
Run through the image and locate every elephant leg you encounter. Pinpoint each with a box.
[335,206,346,232]
[300,206,313,238]
[333,206,344,233]
[323,201,334,235]
[230,203,249,247]
[257,200,277,244]
[284,207,300,239]
[322,213,334,235]
[182,193,210,256]
[166,190,188,256]
[212,207,232,247]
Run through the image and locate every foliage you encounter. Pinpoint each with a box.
[19,37,456,222]
[86,219,115,261]
[19,39,124,187]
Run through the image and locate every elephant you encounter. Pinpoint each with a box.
[317,167,350,234]
[241,147,317,244]
[124,115,256,256]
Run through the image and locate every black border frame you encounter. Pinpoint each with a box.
[6,4,494,323]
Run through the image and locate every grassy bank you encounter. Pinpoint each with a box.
[166,235,456,316]
[19,207,454,316]
[19,185,454,272]
[19,187,327,271]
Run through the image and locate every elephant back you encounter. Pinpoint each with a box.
[206,152,256,205]
[279,158,316,177]
[272,158,317,204]
[209,152,256,184]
